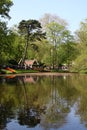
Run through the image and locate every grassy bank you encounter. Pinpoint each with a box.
[0,69,39,74]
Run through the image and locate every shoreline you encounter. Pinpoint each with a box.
[0,72,74,77]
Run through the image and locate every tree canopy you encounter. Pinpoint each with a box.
[0,5,87,73]
[0,0,13,19]
[18,19,46,66]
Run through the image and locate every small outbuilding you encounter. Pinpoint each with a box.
[24,59,38,69]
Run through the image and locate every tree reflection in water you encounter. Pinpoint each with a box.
[0,74,77,130]
[0,74,87,130]
[0,75,41,129]
[0,99,15,129]
[40,75,70,129]
[14,75,42,128]
[17,108,40,127]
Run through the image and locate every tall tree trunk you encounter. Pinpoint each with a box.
[21,32,29,67]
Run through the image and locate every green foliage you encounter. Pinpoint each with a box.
[71,46,87,73]
[18,19,46,66]
[0,22,12,64]
[57,42,78,65]
[18,19,45,40]
[46,22,66,45]
[76,19,87,45]
[0,0,13,64]
[1,9,87,72]
[0,21,24,64]
[71,19,87,73]
[9,34,24,61]
[0,0,13,19]
[33,40,52,64]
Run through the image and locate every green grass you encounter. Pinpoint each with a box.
[0,69,39,74]
[16,69,39,74]
[0,69,14,74]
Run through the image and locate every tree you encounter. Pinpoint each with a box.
[58,30,77,67]
[18,19,46,66]
[39,14,73,69]
[39,13,67,32]
[76,19,87,45]
[0,0,13,65]
[0,22,19,65]
[0,21,9,64]
[46,21,73,69]
[0,0,13,19]
[71,19,87,72]
[57,41,78,67]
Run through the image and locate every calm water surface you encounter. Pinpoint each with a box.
[0,73,87,130]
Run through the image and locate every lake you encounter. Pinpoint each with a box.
[0,73,87,130]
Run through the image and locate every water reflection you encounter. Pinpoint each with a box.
[0,73,87,130]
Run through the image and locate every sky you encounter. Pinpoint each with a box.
[8,0,87,33]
